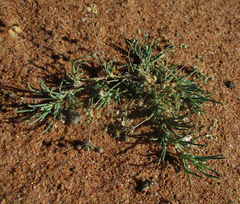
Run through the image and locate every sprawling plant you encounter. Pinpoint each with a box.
[17,32,225,186]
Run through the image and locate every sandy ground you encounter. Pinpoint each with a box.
[0,0,239,203]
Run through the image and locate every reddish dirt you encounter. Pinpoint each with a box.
[0,0,239,203]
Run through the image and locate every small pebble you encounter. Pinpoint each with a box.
[224,81,235,89]
[68,109,82,125]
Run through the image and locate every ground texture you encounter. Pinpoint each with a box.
[0,0,239,203]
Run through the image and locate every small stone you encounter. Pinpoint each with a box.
[224,81,235,89]
[8,24,22,38]
[68,109,82,125]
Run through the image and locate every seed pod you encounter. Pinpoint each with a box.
[137,29,141,36]
[115,130,120,138]
[96,147,104,153]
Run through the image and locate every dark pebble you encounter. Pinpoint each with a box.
[224,81,235,89]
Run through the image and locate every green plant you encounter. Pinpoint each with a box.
[17,79,84,133]
[17,29,225,190]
